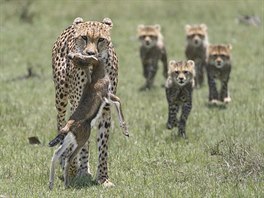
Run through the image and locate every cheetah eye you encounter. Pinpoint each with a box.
[98,38,105,43]
[220,54,229,59]
[210,54,217,59]
[183,71,189,74]
[197,34,204,38]
[175,71,179,75]
[149,35,157,39]
[81,36,88,42]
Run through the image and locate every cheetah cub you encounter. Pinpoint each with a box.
[185,24,209,88]
[48,53,129,190]
[165,60,195,138]
[206,44,232,105]
[137,24,168,90]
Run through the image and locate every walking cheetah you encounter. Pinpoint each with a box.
[165,60,195,138]
[51,17,119,187]
[185,24,209,88]
[137,24,168,90]
[206,44,232,105]
[49,53,128,189]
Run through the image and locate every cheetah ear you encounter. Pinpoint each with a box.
[169,60,177,66]
[168,60,177,73]
[208,44,214,52]
[73,17,84,25]
[187,60,195,68]
[227,44,232,50]
[200,24,208,32]
[137,24,145,37]
[102,18,113,29]
[138,24,145,31]
[154,24,161,31]
[185,24,191,32]
[187,60,196,79]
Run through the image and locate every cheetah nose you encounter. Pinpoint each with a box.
[179,77,184,81]
[86,51,96,56]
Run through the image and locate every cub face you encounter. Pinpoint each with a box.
[185,24,208,47]
[73,18,113,62]
[137,24,161,48]
[168,60,195,87]
[207,44,232,68]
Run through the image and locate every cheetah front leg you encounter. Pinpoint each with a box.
[166,89,179,129]
[77,142,92,178]
[207,73,218,104]
[161,47,168,79]
[96,105,115,187]
[195,60,205,88]
[220,79,231,103]
[166,103,179,130]
[178,102,192,139]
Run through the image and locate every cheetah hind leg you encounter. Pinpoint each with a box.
[107,93,129,137]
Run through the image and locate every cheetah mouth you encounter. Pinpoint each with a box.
[178,81,186,86]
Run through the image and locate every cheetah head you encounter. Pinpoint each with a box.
[72,17,113,66]
[185,24,208,47]
[137,24,161,48]
[167,60,195,87]
[207,44,232,68]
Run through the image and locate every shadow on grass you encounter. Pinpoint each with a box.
[165,131,189,144]
[60,175,98,189]
[207,139,264,183]
[205,102,228,110]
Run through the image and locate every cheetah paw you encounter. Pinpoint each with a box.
[224,97,231,103]
[98,179,115,188]
[209,99,219,105]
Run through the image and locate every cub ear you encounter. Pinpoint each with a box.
[185,24,191,32]
[208,44,214,52]
[102,17,113,28]
[227,44,232,50]
[169,60,177,66]
[154,24,161,31]
[200,23,208,32]
[168,60,177,73]
[187,60,195,68]
[137,24,145,32]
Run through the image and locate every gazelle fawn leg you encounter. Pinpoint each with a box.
[49,133,75,190]
[108,93,129,137]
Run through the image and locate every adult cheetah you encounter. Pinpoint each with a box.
[51,17,118,187]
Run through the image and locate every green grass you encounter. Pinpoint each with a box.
[0,0,264,197]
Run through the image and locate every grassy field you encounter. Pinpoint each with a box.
[0,0,263,197]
